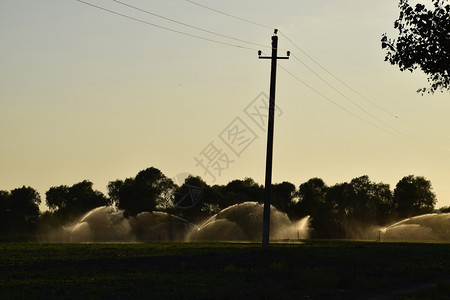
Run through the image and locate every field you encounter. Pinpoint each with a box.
[1,241,449,299]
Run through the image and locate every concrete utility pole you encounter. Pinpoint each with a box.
[258,29,289,249]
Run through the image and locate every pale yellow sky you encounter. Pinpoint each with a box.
[1,0,449,211]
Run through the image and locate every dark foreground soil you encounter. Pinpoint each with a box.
[0,241,449,299]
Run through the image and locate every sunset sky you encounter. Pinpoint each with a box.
[1,0,449,211]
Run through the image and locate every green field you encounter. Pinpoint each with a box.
[1,241,449,299]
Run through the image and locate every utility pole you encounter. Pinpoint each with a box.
[258,29,290,249]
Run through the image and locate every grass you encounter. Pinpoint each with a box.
[0,241,449,299]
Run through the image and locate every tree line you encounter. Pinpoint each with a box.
[2,0,449,241]
[1,166,448,241]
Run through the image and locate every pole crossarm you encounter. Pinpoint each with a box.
[258,29,289,250]
[258,53,290,60]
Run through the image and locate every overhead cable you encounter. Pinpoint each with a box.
[278,62,443,149]
[183,0,274,30]
[112,0,270,50]
[181,0,412,127]
[76,0,258,50]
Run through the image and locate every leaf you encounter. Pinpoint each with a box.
[415,4,425,12]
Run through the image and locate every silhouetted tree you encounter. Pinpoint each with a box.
[271,181,296,215]
[310,176,394,238]
[200,184,225,216]
[70,180,110,213]
[107,178,129,208]
[173,175,214,224]
[46,185,70,215]
[393,175,436,218]
[439,206,450,213]
[0,190,10,239]
[221,178,264,208]
[9,187,41,234]
[0,186,41,240]
[349,176,393,225]
[36,210,67,242]
[381,0,450,93]
[292,178,327,220]
[108,167,175,216]
[312,182,354,238]
[46,180,110,220]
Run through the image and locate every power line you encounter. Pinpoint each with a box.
[75,0,258,51]
[112,0,270,50]
[78,0,450,150]
[183,0,274,30]
[181,1,402,114]
[261,45,431,145]
[277,61,448,149]
[164,1,450,149]
[277,62,399,139]
[288,53,426,144]
[262,49,430,145]
[279,32,402,120]
[180,0,430,134]
[283,39,450,143]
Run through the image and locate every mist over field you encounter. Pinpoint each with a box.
[34,202,450,244]
[38,203,311,243]
[2,167,450,243]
